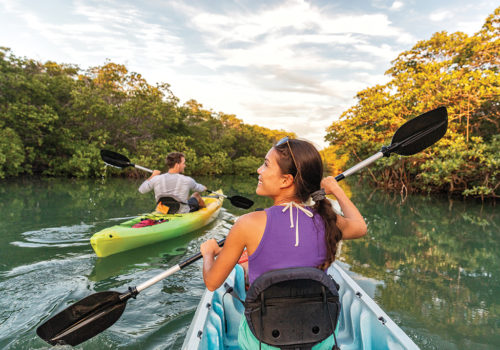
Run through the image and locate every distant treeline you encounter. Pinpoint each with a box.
[324,8,499,199]
[0,49,290,178]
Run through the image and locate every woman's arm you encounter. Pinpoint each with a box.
[200,211,263,291]
[321,176,367,240]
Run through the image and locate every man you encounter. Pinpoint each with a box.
[138,152,206,214]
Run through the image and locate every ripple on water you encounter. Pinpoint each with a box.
[11,223,94,248]
[0,254,95,347]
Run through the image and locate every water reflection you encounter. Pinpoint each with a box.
[341,182,500,348]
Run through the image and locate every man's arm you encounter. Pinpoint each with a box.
[138,170,161,193]
[189,177,207,193]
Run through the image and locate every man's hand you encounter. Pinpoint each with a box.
[148,170,161,180]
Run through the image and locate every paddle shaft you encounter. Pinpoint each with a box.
[121,160,227,202]
[136,239,225,293]
[135,164,153,173]
[128,166,245,206]
[335,107,447,181]
[207,189,230,200]
[335,152,384,181]
[131,168,250,207]
[120,150,384,191]
[101,150,254,210]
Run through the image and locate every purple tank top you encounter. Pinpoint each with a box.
[248,205,327,285]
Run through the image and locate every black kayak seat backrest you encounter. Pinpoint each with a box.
[157,197,181,214]
[244,267,341,350]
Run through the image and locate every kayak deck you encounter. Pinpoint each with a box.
[182,263,419,350]
[90,191,223,257]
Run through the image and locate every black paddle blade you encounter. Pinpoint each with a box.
[388,107,448,156]
[37,291,127,346]
[207,189,254,209]
[100,149,133,169]
[228,195,254,209]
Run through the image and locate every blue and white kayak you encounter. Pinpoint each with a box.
[182,263,419,350]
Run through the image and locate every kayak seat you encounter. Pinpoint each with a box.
[156,197,181,214]
[187,264,420,350]
[237,267,341,350]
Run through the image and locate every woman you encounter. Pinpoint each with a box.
[200,137,367,349]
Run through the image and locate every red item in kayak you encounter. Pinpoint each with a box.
[238,250,249,264]
[132,219,162,228]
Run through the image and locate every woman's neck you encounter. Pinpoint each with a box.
[273,195,301,206]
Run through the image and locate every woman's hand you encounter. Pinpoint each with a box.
[320,176,367,240]
[321,176,342,196]
[200,238,223,258]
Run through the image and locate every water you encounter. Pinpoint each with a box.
[0,177,498,349]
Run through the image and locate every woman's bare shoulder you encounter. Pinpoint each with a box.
[229,210,267,238]
[235,210,267,226]
[230,210,267,251]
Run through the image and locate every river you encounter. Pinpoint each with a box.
[0,176,498,349]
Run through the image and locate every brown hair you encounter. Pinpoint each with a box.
[166,152,185,169]
[274,139,342,269]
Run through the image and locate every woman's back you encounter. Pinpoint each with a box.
[248,205,327,284]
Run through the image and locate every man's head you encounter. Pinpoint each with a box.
[166,152,186,173]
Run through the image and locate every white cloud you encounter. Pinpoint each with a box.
[147,0,416,147]
[428,4,494,35]
[2,0,186,70]
[390,1,404,11]
[429,10,453,22]
[0,0,18,12]
[354,43,400,61]
[174,0,412,87]
[453,20,485,34]
[187,1,415,46]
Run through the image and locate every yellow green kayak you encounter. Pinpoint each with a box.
[90,191,224,257]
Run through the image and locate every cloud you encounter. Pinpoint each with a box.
[428,3,496,35]
[162,0,412,120]
[179,0,415,67]
[353,43,400,61]
[153,0,412,147]
[2,0,186,69]
[390,1,404,11]
[239,100,350,147]
[429,10,453,22]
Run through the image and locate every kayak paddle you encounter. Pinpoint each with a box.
[100,150,254,209]
[206,189,254,209]
[335,106,447,181]
[36,239,226,346]
[100,149,154,173]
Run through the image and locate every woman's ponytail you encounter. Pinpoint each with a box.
[314,198,342,270]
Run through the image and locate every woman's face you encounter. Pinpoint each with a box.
[256,148,286,197]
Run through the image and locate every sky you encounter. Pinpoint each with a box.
[1,0,497,148]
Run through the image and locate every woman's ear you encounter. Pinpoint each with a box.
[280,174,295,188]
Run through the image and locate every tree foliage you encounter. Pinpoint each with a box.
[325,8,499,198]
[0,49,292,179]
